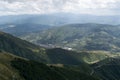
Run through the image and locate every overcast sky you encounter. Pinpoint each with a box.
[0,0,120,15]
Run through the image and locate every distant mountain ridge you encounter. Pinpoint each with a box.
[0,13,120,26]
[0,23,52,36]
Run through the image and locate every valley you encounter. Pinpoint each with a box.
[20,23,120,53]
[0,27,120,80]
[0,14,120,80]
[1,0,120,80]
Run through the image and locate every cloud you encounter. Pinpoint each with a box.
[0,0,120,15]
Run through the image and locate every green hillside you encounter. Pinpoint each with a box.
[11,58,100,80]
[92,57,120,80]
[0,52,24,80]
[21,23,120,53]
[46,48,114,64]
[1,48,119,80]
[0,51,100,80]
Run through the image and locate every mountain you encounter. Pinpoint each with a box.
[1,13,120,80]
[0,13,120,27]
[0,23,52,36]
[21,23,120,53]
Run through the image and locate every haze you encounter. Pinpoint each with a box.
[0,0,120,15]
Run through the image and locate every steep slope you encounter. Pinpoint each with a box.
[0,31,49,63]
[0,52,25,80]
[1,48,118,80]
[11,58,100,80]
[21,23,120,52]
[91,57,120,80]
[0,51,100,80]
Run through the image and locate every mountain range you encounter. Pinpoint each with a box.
[0,30,120,80]
[1,13,120,80]
[0,13,120,26]
[0,31,102,80]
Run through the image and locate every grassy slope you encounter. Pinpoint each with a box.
[0,52,25,80]
[0,51,100,80]
[1,48,120,80]
[91,57,120,80]
[11,57,100,80]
